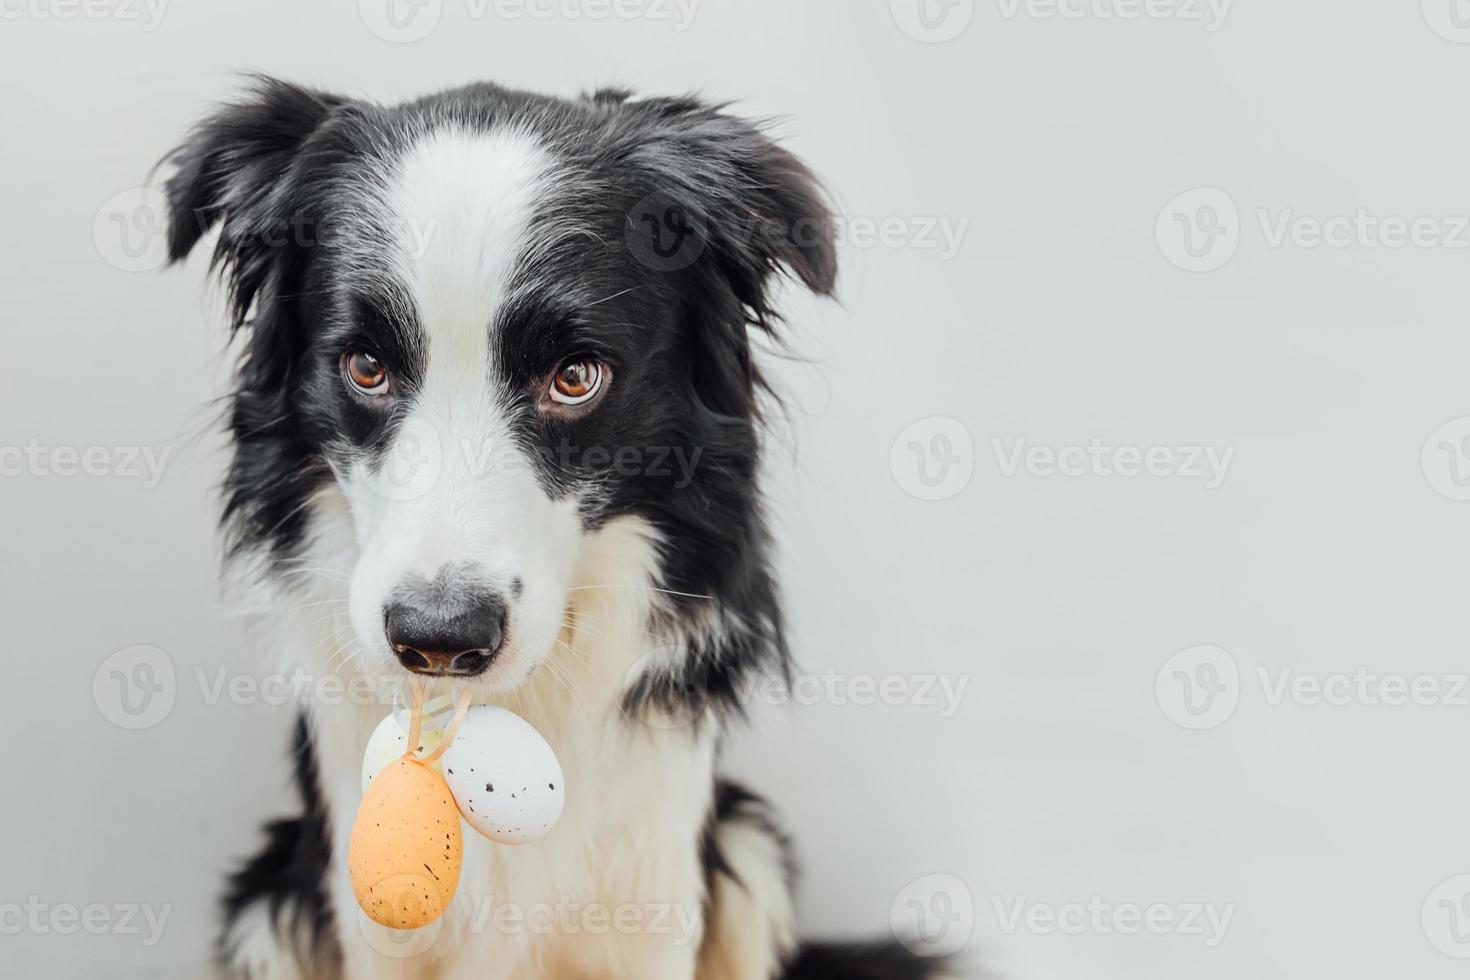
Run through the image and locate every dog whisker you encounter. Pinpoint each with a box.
[568,584,715,601]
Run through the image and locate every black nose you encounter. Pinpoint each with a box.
[384,584,506,677]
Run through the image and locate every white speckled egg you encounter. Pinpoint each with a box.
[440,706,564,845]
[360,711,445,793]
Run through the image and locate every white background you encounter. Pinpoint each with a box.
[4,1,1470,977]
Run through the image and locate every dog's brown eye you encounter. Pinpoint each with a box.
[550,361,604,406]
[343,351,389,396]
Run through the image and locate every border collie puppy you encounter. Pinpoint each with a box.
[164,77,943,980]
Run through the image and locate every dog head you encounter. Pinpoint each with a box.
[164,78,834,697]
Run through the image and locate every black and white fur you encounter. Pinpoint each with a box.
[164,77,945,980]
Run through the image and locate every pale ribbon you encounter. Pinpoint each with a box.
[401,682,472,767]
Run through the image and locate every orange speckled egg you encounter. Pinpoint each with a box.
[348,757,463,929]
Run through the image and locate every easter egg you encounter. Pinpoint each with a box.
[348,758,463,928]
[440,705,565,845]
[361,712,445,793]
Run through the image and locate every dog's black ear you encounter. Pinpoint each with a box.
[162,76,350,325]
[621,100,836,417]
[713,119,837,301]
[628,98,838,307]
